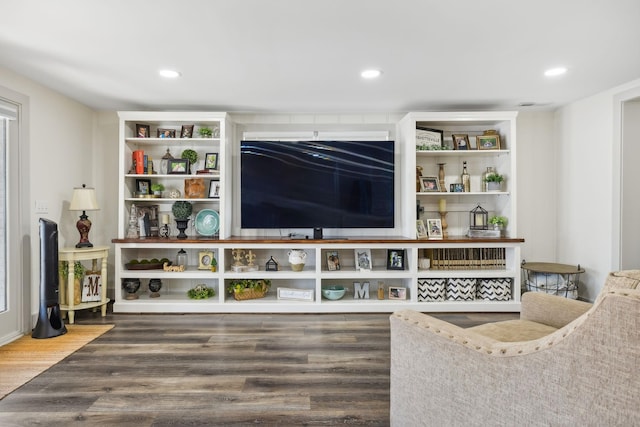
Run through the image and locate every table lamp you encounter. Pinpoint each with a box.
[69,184,99,248]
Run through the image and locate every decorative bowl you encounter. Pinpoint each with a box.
[322,285,346,300]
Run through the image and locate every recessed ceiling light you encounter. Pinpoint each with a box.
[544,67,567,77]
[159,69,181,78]
[361,69,382,79]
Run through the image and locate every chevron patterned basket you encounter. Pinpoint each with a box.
[418,279,446,302]
[446,278,476,301]
[476,278,512,301]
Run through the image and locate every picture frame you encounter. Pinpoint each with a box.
[135,124,150,138]
[387,249,405,270]
[157,128,176,138]
[198,250,214,270]
[326,251,341,271]
[208,179,221,198]
[135,178,151,195]
[426,218,444,240]
[452,134,471,150]
[389,286,407,300]
[421,176,441,192]
[416,220,428,239]
[180,124,194,138]
[204,152,219,170]
[354,249,372,272]
[450,183,465,193]
[477,134,501,150]
[168,159,189,174]
[416,126,444,150]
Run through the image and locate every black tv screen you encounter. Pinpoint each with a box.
[241,140,394,229]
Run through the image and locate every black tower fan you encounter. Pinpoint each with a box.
[32,218,67,338]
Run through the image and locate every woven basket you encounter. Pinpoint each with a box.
[232,288,268,301]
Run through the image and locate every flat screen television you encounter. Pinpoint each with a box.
[240,140,394,230]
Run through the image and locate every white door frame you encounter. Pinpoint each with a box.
[0,86,30,345]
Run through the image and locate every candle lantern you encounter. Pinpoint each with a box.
[469,205,488,230]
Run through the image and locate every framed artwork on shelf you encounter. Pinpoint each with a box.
[205,153,219,170]
[135,124,150,138]
[389,286,407,300]
[208,180,221,198]
[135,179,151,195]
[416,127,444,151]
[168,159,189,174]
[387,249,405,270]
[477,134,501,150]
[354,249,372,272]
[417,219,428,239]
[326,251,341,271]
[180,124,194,138]
[421,176,441,192]
[426,218,444,240]
[157,128,176,138]
[450,183,465,192]
[452,134,471,150]
[198,251,214,270]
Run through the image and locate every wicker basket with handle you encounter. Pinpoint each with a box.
[228,279,271,301]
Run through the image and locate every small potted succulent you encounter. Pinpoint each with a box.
[181,149,198,173]
[484,173,504,191]
[198,127,213,138]
[489,215,508,231]
[151,183,164,197]
[172,201,193,239]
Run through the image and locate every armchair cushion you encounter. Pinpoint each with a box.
[468,319,557,342]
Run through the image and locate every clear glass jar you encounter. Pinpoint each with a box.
[176,249,188,267]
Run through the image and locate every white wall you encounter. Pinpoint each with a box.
[555,78,640,301]
[515,111,557,263]
[0,65,100,320]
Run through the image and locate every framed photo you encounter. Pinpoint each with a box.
[416,220,428,239]
[421,176,441,192]
[135,178,151,195]
[135,124,150,138]
[426,218,444,240]
[208,179,221,198]
[326,251,341,271]
[389,286,407,300]
[157,128,176,138]
[477,134,501,150]
[452,134,471,150]
[168,159,189,174]
[450,183,465,193]
[204,153,219,170]
[416,127,444,150]
[354,249,372,272]
[387,249,405,270]
[180,124,194,138]
[198,250,214,270]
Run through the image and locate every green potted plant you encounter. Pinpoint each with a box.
[227,279,272,301]
[181,149,198,173]
[151,183,164,196]
[198,127,213,138]
[489,215,508,230]
[484,173,504,191]
[172,201,193,239]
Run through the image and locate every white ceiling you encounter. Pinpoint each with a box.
[1,0,639,113]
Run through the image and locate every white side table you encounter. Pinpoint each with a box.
[59,246,110,324]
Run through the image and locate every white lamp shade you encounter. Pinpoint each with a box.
[69,186,99,211]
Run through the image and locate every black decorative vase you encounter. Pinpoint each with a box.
[148,278,162,298]
[175,219,189,239]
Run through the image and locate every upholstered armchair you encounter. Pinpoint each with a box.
[390,270,640,426]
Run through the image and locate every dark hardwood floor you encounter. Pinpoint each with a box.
[0,307,517,426]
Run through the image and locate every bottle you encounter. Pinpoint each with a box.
[176,249,188,267]
[482,166,495,192]
[377,281,385,300]
[461,161,470,192]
